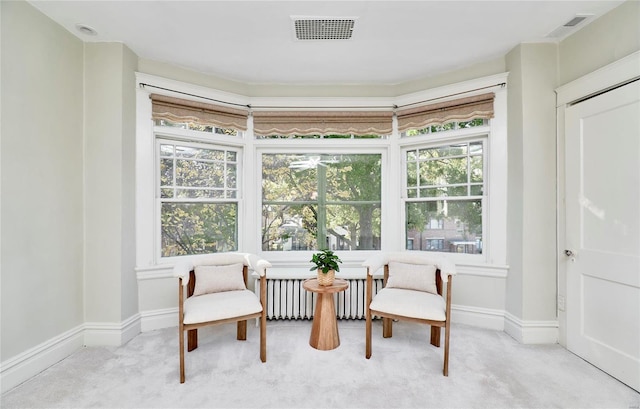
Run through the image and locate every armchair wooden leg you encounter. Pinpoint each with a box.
[365,311,372,359]
[179,327,185,384]
[430,326,441,347]
[382,317,393,338]
[237,320,247,341]
[260,311,266,362]
[187,328,198,352]
[443,323,451,376]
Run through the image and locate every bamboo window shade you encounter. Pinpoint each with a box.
[150,94,249,131]
[396,93,495,132]
[252,110,393,136]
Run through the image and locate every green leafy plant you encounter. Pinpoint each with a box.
[309,249,342,274]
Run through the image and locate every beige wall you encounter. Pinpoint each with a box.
[138,55,506,98]
[1,1,139,379]
[559,0,640,86]
[1,0,84,359]
[83,43,138,325]
[505,43,559,327]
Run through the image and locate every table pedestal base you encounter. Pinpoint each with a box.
[309,292,340,350]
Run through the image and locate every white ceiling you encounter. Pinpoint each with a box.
[29,1,624,86]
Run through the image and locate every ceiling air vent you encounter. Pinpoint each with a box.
[563,16,588,27]
[293,18,355,40]
[545,14,592,39]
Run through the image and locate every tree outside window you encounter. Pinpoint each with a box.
[262,153,381,251]
[405,140,484,254]
[159,141,239,257]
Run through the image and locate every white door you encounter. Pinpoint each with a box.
[565,80,640,392]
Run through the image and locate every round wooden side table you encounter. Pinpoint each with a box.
[302,278,349,350]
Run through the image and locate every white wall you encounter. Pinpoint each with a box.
[83,42,139,342]
[1,0,85,388]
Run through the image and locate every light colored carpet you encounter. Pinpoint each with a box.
[2,320,638,408]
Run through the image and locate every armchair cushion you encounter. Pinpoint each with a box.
[370,288,446,321]
[193,263,245,296]
[183,289,262,324]
[386,261,437,294]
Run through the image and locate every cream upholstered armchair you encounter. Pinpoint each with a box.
[173,252,271,383]
[363,252,456,376]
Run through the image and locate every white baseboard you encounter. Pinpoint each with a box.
[1,314,142,394]
[451,304,505,331]
[140,308,177,332]
[0,325,84,394]
[504,312,559,344]
[84,314,141,346]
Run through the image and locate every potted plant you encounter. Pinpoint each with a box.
[310,249,342,286]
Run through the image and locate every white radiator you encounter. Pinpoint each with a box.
[256,276,384,320]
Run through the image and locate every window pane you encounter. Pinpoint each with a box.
[470,155,483,183]
[161,203,237,257]
[160,158,173,186]
[407,162,417,187]
[262,153,382,251]
[227,164,237,189]
[176,188,224,198]
[154,119,239,136]
[420,157,467,185]
[263,155,317,201]
[326,204,381,250]
[470,184,483,196]
[160,144,174,157]
[176,160,224,188]
[262,204,317,251]
[176,146,225,161]
[161,188,173,198]
[406,199,482,254]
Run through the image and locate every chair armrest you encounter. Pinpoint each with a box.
[173,253,272,286]
[173,260,195,286]
[362,253,386,275]
[363,251,457,282]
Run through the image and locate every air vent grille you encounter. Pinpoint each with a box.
[294,19,355,40]
[564,16,587,27]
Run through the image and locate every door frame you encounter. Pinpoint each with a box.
[555,51,640,346]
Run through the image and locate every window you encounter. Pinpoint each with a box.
[405,140,484,255]
[153,119,240,136]
[403,118,487,136]
[261,153,382,251]
[158,140,240,257]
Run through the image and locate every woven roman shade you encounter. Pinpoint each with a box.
[150,94,249,131]
[397,93,495,132]
[253,111,393,136]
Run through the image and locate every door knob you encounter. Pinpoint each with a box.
[564,249,574,257]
